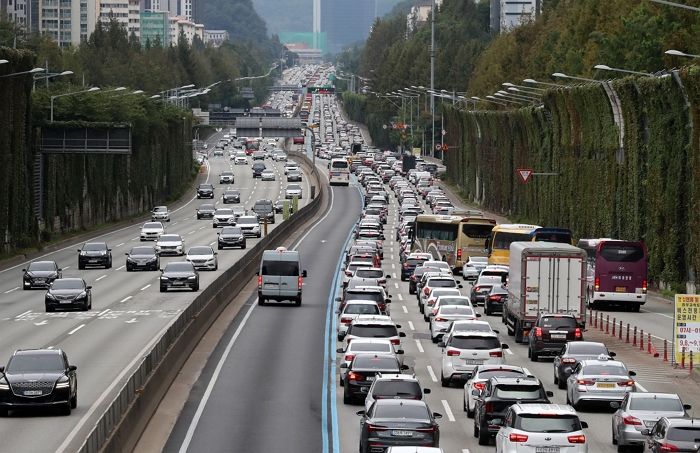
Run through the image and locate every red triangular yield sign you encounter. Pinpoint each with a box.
[516,168,533,183]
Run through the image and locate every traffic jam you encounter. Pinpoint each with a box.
[333,150,696,453]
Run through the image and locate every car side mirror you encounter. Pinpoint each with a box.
[546,391,554,398]
[641,429,651,436]
[160,269,164,273]
[256,271,259,276]
[684,404,692,410]
[610,401,621,409]
[492,329,500,334]
[458,284,464,289]
[339,363,348,369]
[396,349,404,355]
[336,348,344,353]
[628,371,636,377]
[86,286,92,290]
[385,299,391,304]
[400,365,410,371]
[437,342,445,348]
[108,249,112,252]
[395,324,402,329]
[476,313,482,318]
[423,388,431,394]
[338,332,346,339]
[399,332,406,337]
[302,270,308,277]
[335,297,341,302]
[609,352,616,357]
[58,268,62,272]
[501,343,509,349]
[214,252,218,255]
[217,233,220,235]
[356,410,365,416]
[432,412,443,419]
[0,366,4,373]
[385,274,391,279]
[124,253,129,256]
[580,421,589,429]
[21,269,26,272]
[68,365,77,372]
[77,249,81,253]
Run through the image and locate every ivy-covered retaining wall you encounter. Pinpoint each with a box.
[444,67,700,291]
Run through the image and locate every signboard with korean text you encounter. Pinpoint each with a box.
[674,294,700,363]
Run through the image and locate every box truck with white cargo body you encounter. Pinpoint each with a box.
[503,242,587,343]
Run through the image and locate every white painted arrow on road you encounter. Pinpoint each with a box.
[125,318,138,324]
[34,320,48,326]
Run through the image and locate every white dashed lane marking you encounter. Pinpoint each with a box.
[426,365,438,382]
[68,324,85,335]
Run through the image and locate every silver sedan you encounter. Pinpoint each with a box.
[566,357,636,410]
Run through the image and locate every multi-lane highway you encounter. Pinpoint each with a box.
[0,128,312,452]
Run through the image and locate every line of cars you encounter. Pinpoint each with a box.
[340,153,700,453]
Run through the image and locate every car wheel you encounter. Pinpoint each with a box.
[478,422,490,445]
[241,242,246,249]
[343,388,352,404]
[467,404,474,418]
[126,265,132,272]
[485,306,492,316]
[340,376,344,387]
[473,420,479,438]
[337,334,344,341]
[107,259,112,269]
[257,233,261,238]
[423,314,430,322]
[553,371,559,385]
[214,264,218,271]
[160,286,166,293]
[0,407,7,417]
[193,284,199,291]
[78,263,85,270]
[295,298,301,307]
[258,298,265,306]
[440,372,450,388]
[218,245,223,250]
[82,303,89,312]
[46,305,54,312]
[62,403,72,416]
[70,392,77,409]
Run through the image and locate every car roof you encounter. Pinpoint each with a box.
[13,348,64,357]
[510,403,578,416]
[452,331,498,338]
[628,392,681,400]
[490,376,541,385]
[353,315,394,324]
[579,358,627,368]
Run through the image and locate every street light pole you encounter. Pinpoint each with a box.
[50,87,100,122]
[430,0,436,158]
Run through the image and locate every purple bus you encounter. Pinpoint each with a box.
[578,238,648,311]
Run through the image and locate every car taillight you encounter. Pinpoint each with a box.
[534,327,543,338]
[575,327,582,339]
[489,351,503,357]
[344,354,355,362]
[298,276,303,290]
[403,262,409,268]
[345,270,353,276]
[642,279,648,293]
[484,402,494,413]
[567,434,586,444]
[623,415,642,426]
[594,277,600,291]
[257,275,262,289]
[473,286,481,292]
[435,317,446,322]
[509,433,528,442]
[390,339,400,345]
[447,349,460,356]
[415,426,437,433]
[659,443,680,452]
[577,379,594,386]
[617,380,635,387]
[474,382,486,390]
[488,295,502,302]
[347,372,364,381]
[424,287,430,295]
[457,249,462,260]
[562,358,577,364]
[367,424,388,433]
[340,317,353,324]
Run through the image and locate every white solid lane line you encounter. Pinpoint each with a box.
[441,399,456,422]
[402,305,408,314]
[68,324,85,335]
[4,287,19,294]
[426,365,438,383]
[120,296,132,303]
[140,284,151,291]
[415,339,424,353]
[116,265,125,271]
[115,242,125,247]
[505,348,514,355]
[397,293,403,301]
[408,321,415,331]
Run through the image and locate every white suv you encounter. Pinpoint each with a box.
[343,315,406,349]
[364,373,431,412]
[439,331,508,387]
[495,403,588,453]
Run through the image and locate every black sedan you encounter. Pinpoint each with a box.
[0,349,78,416]
[217,226,246,250]
[45,278,92,312]
[22,261,61,289]
[196,203,216,219]
[341,353,408,404]
[484,284,508,315]
[196,183,214,199]
[222,189,241,204]
[77,242,112,269]
[357,399,441,452]
[125,246,159,271]
[553,341,615,389]
[160,262,199,292]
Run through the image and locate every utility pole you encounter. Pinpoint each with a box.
[430,0,436,158]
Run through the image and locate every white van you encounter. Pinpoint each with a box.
[257,247,307,306]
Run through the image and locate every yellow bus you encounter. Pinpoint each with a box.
[486,223,542,266]
[411,214,497,270]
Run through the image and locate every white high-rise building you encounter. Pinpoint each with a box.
[39,0,97,47]
[97,0,140,37]
[179,0,190,20]
[490,0,541,33]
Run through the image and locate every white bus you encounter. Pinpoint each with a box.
[329,158,350,186]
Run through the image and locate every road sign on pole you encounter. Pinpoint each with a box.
[516,168,533,184]
[442,143,449,151]
[435,144,442,151]
[674,294,700,364]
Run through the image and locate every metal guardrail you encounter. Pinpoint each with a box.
[76,151,325,453]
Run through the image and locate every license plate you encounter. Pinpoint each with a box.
[551,334,566,339]
[644,421,656,428]
[23,390,42,396]
[464,359,482,365]
[597,383,615,388]
[392,430,414,437]
[615,286,627,292]
[36,278,45,282]
[173,281,184,286]
[89,260,99,263]
[60,300,73,304]
[536,448,559,453]
[366,376,375,381]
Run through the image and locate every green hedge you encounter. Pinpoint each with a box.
[445,69,700,290]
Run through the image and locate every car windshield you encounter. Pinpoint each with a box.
[153,207,167,212]
[439,306,474,316]
[7,354,65,373]
[350,325,398,338]
[438,297,469,306]
[82,243,106,251]
[429,279,456,288]
[567,343,607,355]
[165,263,194,272]
[345,292,382,304]
[373,381,422,399]
[287,184,301,190]
[349,343,392,353]
[215,209,233,215]
[353,355,398,370]
[51,279,83,290]
[667,427,700,441]
[449,336,500,350]
[452,322,491,332]
[199,204,214,211]
[494,384,543,399]
[515,414,582,433]
[28,262,55,271]
[130,247,155,255]
[540,316,578,329]
[262,260,299,276]
[189,247,212,255]
[582,364,627,376]
[159,235,181,242]
[470,257,488,264]
[199,185,213,190]
[373,404,429,420]
[144,222,162,228]
[630,397,683,411]
[344,303,380,315]
[225,190,239,195]
[222,227,242,234]
[356,269,383,278]
[477,369,526,379]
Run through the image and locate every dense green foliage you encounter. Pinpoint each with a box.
[443,68,700,290]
